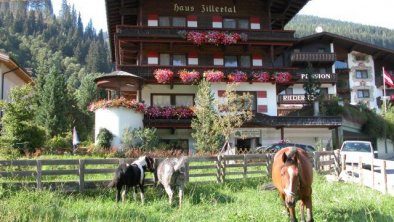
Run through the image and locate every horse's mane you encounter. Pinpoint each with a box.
[284,147,298,165]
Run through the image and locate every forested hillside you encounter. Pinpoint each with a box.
[286,15,394,50]
[0,0,111,146]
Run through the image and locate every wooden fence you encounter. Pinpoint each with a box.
[340,154,394,196]
[0,152,340,192]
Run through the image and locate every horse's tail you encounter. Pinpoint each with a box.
[108,169,121,188]
[174,156,187,172]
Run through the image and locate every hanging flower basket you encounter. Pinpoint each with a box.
[178,69,201,84]
[203,70,224,82]
[275,72,292,83]
[88,97,145,113]
[252,71,271,82]
[228,70,248,82]
[154,68,174,84]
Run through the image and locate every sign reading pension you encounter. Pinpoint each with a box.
[299,73,334,80]
[173,4,237,13]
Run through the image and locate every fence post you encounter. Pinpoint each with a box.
[358,156,363,185]
[265,154,272,177]
[221,155,226,183]
[341,154,346,173]
[216,155,222,183]
[333,150,341,176]
[184,160,189,184]
[79,159,85,193]
[243,155,247,179]
[382,160,387,194]
[36,160,42,190]
[314,152,320,171]
[371,158,375,189]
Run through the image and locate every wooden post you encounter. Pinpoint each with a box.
[314,152,320,171]
[216,155,222,183]
[79,159,85,193]
[243,155,247,179]
[371,158,375,189]
[36,160,42,190]
[184,160,190,184]
[265,153,271,177]
[358,156,363,185]
[221,156,226,183]
[341,154,346,173]
[334,150,341,176]
[382,160,387,194]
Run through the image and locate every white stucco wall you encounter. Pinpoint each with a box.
[210,82,277,116]
[141,84,198,105]
[0,64,27,101]
[377,138,394,159]
[347,51,378,110]
[95,107,144,149]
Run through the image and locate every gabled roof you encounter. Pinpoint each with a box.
[295,32,394,62]
[0,52,32,83]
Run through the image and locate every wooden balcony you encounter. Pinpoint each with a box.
[291,52,336,63]
[118,65,297,80]
[115,25,296,43]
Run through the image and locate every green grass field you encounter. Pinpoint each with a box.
[0,173,393,222]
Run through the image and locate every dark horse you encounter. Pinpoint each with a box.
[272,147,314,222]
[108,155,155,204]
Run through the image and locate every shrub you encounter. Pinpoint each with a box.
[46,133,72,152]
[96,128,113,149]
[121,127,159,151]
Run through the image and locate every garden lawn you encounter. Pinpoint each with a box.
[0,174,393,222]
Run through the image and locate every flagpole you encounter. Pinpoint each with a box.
[383,66,387,113]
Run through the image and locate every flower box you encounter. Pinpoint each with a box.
[145,106,195,119]
[275,72,292,83]
[178,69,201,84]
[203,70,224,82]
[228,70,248,82]
[89,97,145,113]
[154,68,174,83]
[182,31,248,46]
[252,71,271,82]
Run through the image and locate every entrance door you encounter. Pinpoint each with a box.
[236,138,253,153]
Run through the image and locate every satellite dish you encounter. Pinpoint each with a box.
[315,26,323,33]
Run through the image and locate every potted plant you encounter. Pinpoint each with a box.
[275,72,292,83]
[178,69,201,84]
[154,68,174,84]
[228,70,248,82]
[252,71,271,82]
[203,69,224,82]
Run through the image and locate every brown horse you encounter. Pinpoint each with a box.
[272,147,314,222]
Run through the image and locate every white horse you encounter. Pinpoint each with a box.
[156,156,187,207]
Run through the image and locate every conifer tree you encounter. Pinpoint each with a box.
[191,79,223,152]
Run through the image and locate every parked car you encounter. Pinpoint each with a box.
[256,143,316,154]
[340,140,377,167]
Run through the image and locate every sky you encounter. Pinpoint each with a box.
[52,0,394,32]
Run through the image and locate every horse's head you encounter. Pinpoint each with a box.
[280,147,300,208]
[136,155,155,172]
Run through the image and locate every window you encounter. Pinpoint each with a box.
[318,48,325,53]
[224,56,238,67]
[356,70,368,79]
[236,91,257,111]
[238,19,249,29]
[285,88,293,94]
[173,54,186,66]
[152,94,194,106]
[357,89,370,98]
[159,53,170,65]
[240,56,251,67]
[172,17,186,27]
[223,18,236,28]
[158,16,170,26]
[152,95,171,106]
[175,95,193,106]
[320,88,328,95]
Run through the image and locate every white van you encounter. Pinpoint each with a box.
[340,141,377,167]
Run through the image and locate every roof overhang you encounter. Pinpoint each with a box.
[0,52,32,83]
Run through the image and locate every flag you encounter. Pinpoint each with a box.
[383,68,394,87]
[72,127,80,146]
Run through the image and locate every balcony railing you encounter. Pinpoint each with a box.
[119,65,297,80]
[291,52,336,63]
[116,25,295,42]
